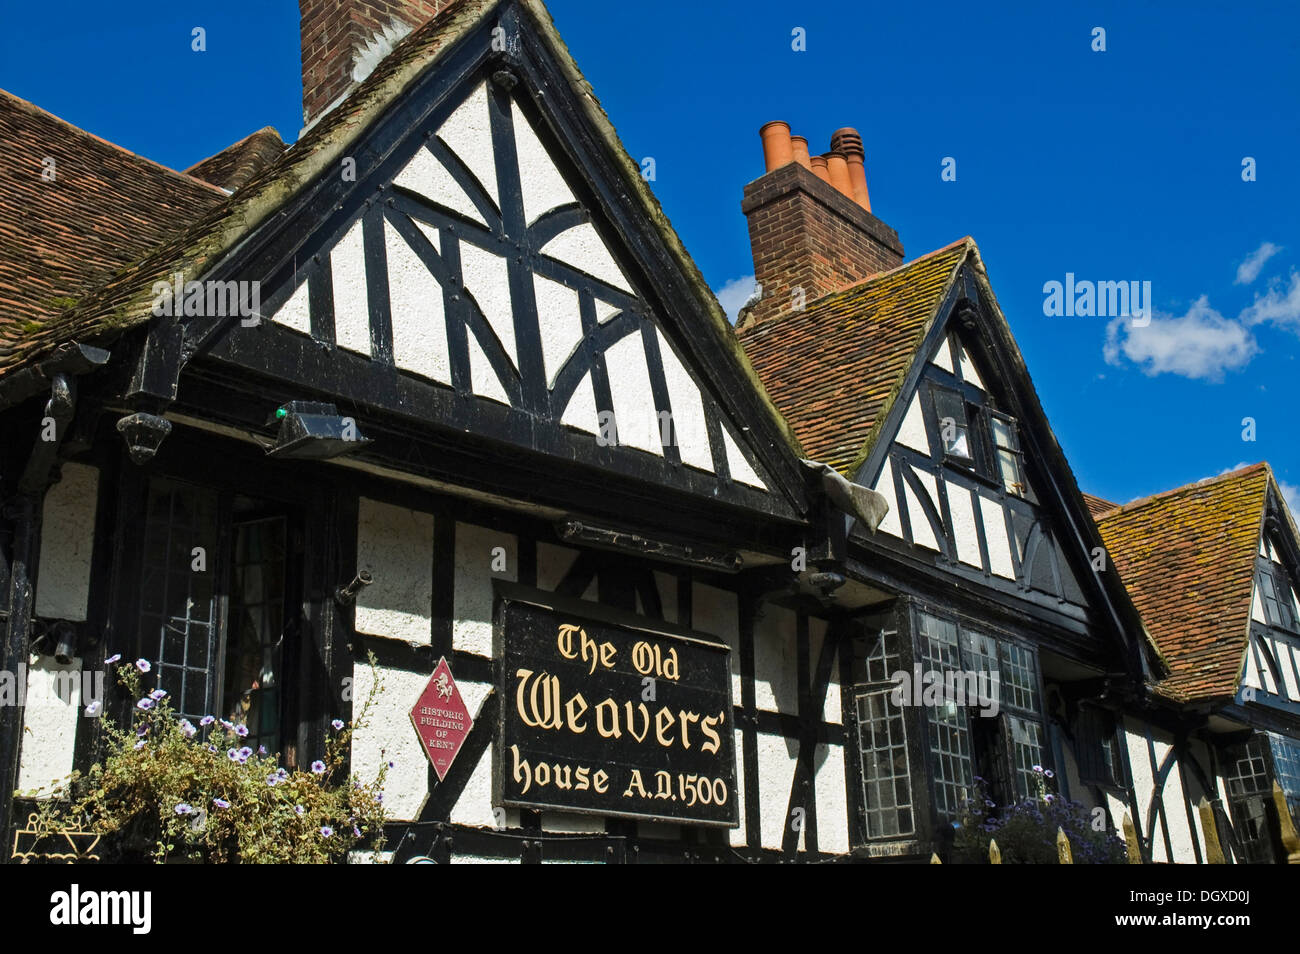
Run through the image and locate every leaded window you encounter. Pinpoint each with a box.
[852,627,915,839]
[1269,733,1300,821]
[1224,735,1279,864]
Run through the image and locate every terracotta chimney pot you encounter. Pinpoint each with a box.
[809,154,831,183]
[759,121,794,172]
[825,152,854,199]
[790,135,812,170]
[831,127,872,211]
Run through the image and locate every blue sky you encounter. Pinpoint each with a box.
[2,1,1296,510]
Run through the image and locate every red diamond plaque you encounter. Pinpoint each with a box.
[409,657,473,782]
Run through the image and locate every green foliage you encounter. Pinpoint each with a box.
[28,653,389,864]
[951,769,1128,864]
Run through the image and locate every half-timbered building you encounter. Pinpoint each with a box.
[1,0,1295,864]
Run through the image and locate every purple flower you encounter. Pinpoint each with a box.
[227,748,241,761]
[294,805,305,816]
[133,740,146,750]
[331,719,345,731]
[213,797,230,809]
[136,724,149,737]
[311,760,327,775]
[276,767,289,780]
[135,658,151,673]
[984,799,995,808]
[320,826,334,838]
[1044,794,1055,804]
[220,719,233,731]
[84,699,102,717]
[207,744,218,753]
[199,715,215,726]
[1044,769,1055,779]
[266,774,281,787]
[175,803,194,815]
[149,689,167,701]
[257,746,267,756]
[1031,764,1043,774]
[179,719,197,738]
[136,698,154,710]
[234,724,249,738]
[105,653,121,665]
[387,761,395,769]
[353,826,361,838]
[237,746,253,761]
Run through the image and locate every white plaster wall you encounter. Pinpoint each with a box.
[904,467,939,552]
[756,732,800,851]
[1124,717,1158,860]
[271,280,311,336]
[656,329,712,473]
[351,662,430,821]
[560,375,599,434]
[1243,638,1262,689]
[723,427,765,489]
[895,393,930,455]
[16,655,82,797]
[604,333,661,455]
[730,727,746,847]
[957,343,985,389]
[386,218,450,384]
[510,99,576,227]
[452,523,517,659]
[873,459,901,538]
[35,462,98,622]
[448,676,520,831]
[753,604,796,713]
[1277,635,1300,700]
[1252,586,1267,623]
[393,144,486,225]
[461,242,517,367]
[807,617,840,725]
[980,495,1015,579]
[1159,748,1197,863]
[814,743,849,854]
[931,339,954,373]
[947,481,982,568]
[534,273,583,386]
[331,219,371,356]
[1106,793,1130,837]
[439,83,500,208]
[540,224,633,294]
[355,498,434,643]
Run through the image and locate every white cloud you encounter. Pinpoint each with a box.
[1218,461,1252,476]
[1235,241,1282,284]
[1240,270,1300,330]
[714,275,759,324]
[1281,480,1300,518]
[1104,295,1257,381]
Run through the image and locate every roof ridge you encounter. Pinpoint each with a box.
[184,126,285,175]
[0,87,226,196]
[1097,462,1270,522]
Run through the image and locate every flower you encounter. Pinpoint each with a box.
[1031,764,1043,774]
[175,803,194,815]
[331,719,345,731]
[237,746,253,760]
[1044,794,1055,804]
[311,760,327,774]
[133,740,146,750]
[136,698,154,710]
[1044,769,1055,779]
[234,724,249,738]
[149,689,167,701]
[294,805,305,816]
[227,748,240,761]
[353,826,362,838]
[200,715,215,726]
[135,658,151,673]
[320,826,334,838]
[276,767,289,780]
[179,719,197,738]
[105,653,121,665]
[213,797,230,809]
[84,700,102,717]
[984,799,995,808]
[257,746,267,755]
[266,774,281,787]
[220,719,234,731]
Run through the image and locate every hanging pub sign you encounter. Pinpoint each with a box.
[494,587,738,827]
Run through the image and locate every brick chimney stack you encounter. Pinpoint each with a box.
[299,0,450,128]
[739,122,903,328]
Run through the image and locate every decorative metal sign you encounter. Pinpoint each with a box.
[409,657,473,782]
[494,591,737,826]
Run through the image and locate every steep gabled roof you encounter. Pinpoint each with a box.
[1083,493,1118,519]
[186,127,286,193]
[1095,463,1274,702]
[736,238,970,474]
[0,89,225,369]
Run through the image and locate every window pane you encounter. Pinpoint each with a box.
[933,388,971,460]
[999,641,1039,712]
[1269,733,1300,822]
[1225,736,1280,863]
[855,687,914,838]
[1008,716,1045,800]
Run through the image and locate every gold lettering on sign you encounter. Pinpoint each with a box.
[700,710,725,755]
[515,669,562,729]
[565,692,589,733]
[595,698,621,738]
[556,623,617,675]
[623,769,648,799]
[655,706,676,748]
[624,701,650,742]
[678,710,699,749]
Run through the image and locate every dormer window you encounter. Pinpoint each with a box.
[1258,559,1297,632]
[925,377,1030,500]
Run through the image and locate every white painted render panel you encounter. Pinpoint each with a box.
[35,462,98,622]
[467,334,511,405]
[331,219,372,356]
[560,375,599,434]
[946,482,982,568]
[980,495,1015,579]
[451,741,520,831]
[655,329,713,472]
[351,662,429,821]
[1106,792,1130,839]
[603,333,662,455]
[753,604,796,713]
[386,219,450,384]
[873,458,901,538]
[392,144,486,225]
[931,338,955,373]
[437,82,500,208]
[16,655,82,797]
[895,393,930,455]
[957,343,985,390]
[540,224,633,294]
[807,617,840,725]
[1255,636,1278,695]
[1160,752,1197,863]
[722,426,765,489]
[1124,717,1158,860]
[355,498,434,643]
[1243,640,1262,689]
[1276,635,1300,701]
[757,732,801,851]
[815,743,849,854]
[904,467,939,552]
[460,242,517,367]
[730,727,747,847]
[534,273,583,386]
[453,523,517,659]
[510,99,575,225]
[1252,586,1267,624]
[271,279,311,336]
